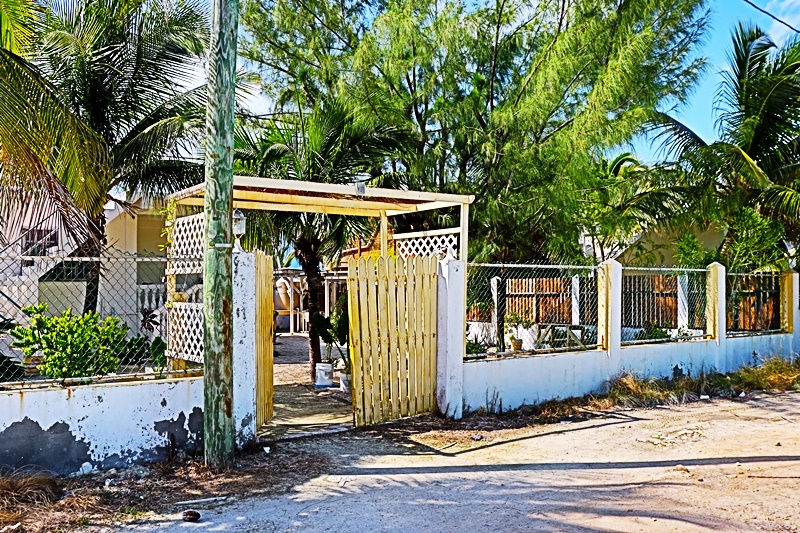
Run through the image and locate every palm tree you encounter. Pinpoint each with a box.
[0,0,109,243]
[650,23,800,261]
[236,98,413,379]
[1,0,209,310]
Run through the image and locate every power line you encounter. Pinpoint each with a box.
[741,0,800,34]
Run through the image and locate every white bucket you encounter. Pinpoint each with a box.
[315,363,334,387]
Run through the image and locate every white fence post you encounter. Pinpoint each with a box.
[437,257,465,419]
[232,252,257,447]
[677,274,689,330]
[598,259,622,357]
[571,274,581,325]
[706,262,726,372]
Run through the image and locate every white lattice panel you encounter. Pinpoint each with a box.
[167,302,204,363]
[394,234,458,259]
[167,213,204,274]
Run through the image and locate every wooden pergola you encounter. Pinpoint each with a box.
[169,176,475,261]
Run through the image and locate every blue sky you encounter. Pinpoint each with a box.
[632,0,800,161]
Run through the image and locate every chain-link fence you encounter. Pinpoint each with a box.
[726,272,782,336]
[620,267,708,345]
[0,252,201,388]
[466,264,600,356]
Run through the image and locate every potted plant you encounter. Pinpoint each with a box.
[310,297,350,391]
[504,311,533,352]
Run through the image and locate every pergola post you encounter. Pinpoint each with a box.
[380,210,388,258]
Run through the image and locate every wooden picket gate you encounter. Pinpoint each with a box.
[255,250,274,427]
[347,256,438,426]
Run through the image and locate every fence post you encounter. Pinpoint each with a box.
[780,270,797,334]
[231,251,257,448]
[571,274,581,325]
[677,274,689,330]
[437,257,464,419]
[705,262,726,371]
[491,276,506,352]
[597,260,621,356]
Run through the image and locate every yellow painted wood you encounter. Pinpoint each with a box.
[386,259,400,418]
[347,258,364,426]
[376,257,391,420]
[255,251,274,427]
[357,258,373,425]
[781,271,795,333]
[405,257,417,415]
[366,258,381,425]
[396,257,409,417]
[346,254,438,426]
[413,256,425,415]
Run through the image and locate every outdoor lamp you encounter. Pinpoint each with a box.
[233,209,246,251]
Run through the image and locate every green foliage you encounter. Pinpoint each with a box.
[651,24,800,264]
[150,336,168,371]
[120,335,150,366]
[310,295,351,371]
[633,322,672,341]
[241,0,709,263]
[9,303,127,379]
[504,311,534,341]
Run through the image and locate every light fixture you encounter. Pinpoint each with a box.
[233,209,246,252]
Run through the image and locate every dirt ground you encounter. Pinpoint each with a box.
[67,391,800,532]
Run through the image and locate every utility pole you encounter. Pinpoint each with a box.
[203,0,239,470]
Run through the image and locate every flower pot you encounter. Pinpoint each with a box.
[510,339,523,351]
[339,373,351,393]
[315,363,334,388]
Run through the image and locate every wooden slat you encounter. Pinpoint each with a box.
[376,257,391,420]
[405,257,417,415]
[347,258,364,426]
[413,256,425,416]
[357,258,373,424]
[427,257,437,410]
[366,258,381,425]
[421,256,431,412]
[396,257,409,417]
[386,259,400,418]
[254,251,274,427]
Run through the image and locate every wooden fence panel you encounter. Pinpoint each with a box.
[347,256,437,426]
[622,274,678,328]
[727,274,781,331]
[255,251,274,427]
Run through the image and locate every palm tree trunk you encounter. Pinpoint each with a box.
[295,233,324,381]
[82,213,107,314]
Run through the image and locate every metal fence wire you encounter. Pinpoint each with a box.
[620,267,708,345]
[0,252,201,388]
[726,272,782,336]
[466,264,600,356]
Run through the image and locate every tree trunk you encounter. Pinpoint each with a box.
[82,213,107,315]
[295,233,324,381]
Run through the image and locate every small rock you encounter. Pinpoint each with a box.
[263,446,271,454]
[471,434,483,441]
[673,464,690,473]
[739,391,746,398]
[79,462,94,476]
[104,479,116,488]
[700,394,710,400]
[182,510,201,523]
[775,442,782,447]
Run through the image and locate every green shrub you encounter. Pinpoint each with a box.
[120,335,150,366]
[150,336,167,370]
[10,303,128,379]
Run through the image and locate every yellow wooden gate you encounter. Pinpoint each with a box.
[255,250,274,427]
[347,255,437,426]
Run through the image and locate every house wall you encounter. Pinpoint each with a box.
[619,225,725,266]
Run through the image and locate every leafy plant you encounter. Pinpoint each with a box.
[310,295,351,373]
[9,304,128,379]
[634,322,672,341]
[150,336,168,372]
[120,335,150,367]
[504,311,534,342]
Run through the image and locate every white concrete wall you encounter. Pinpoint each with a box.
[0,377,204,474]
[232,252,257,446]
[460,262,800,413]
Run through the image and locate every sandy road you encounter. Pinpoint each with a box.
[116,392,800,532]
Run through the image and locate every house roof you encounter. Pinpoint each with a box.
[167,176,474,217]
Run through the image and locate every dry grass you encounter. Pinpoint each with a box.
[0,472,61,509]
